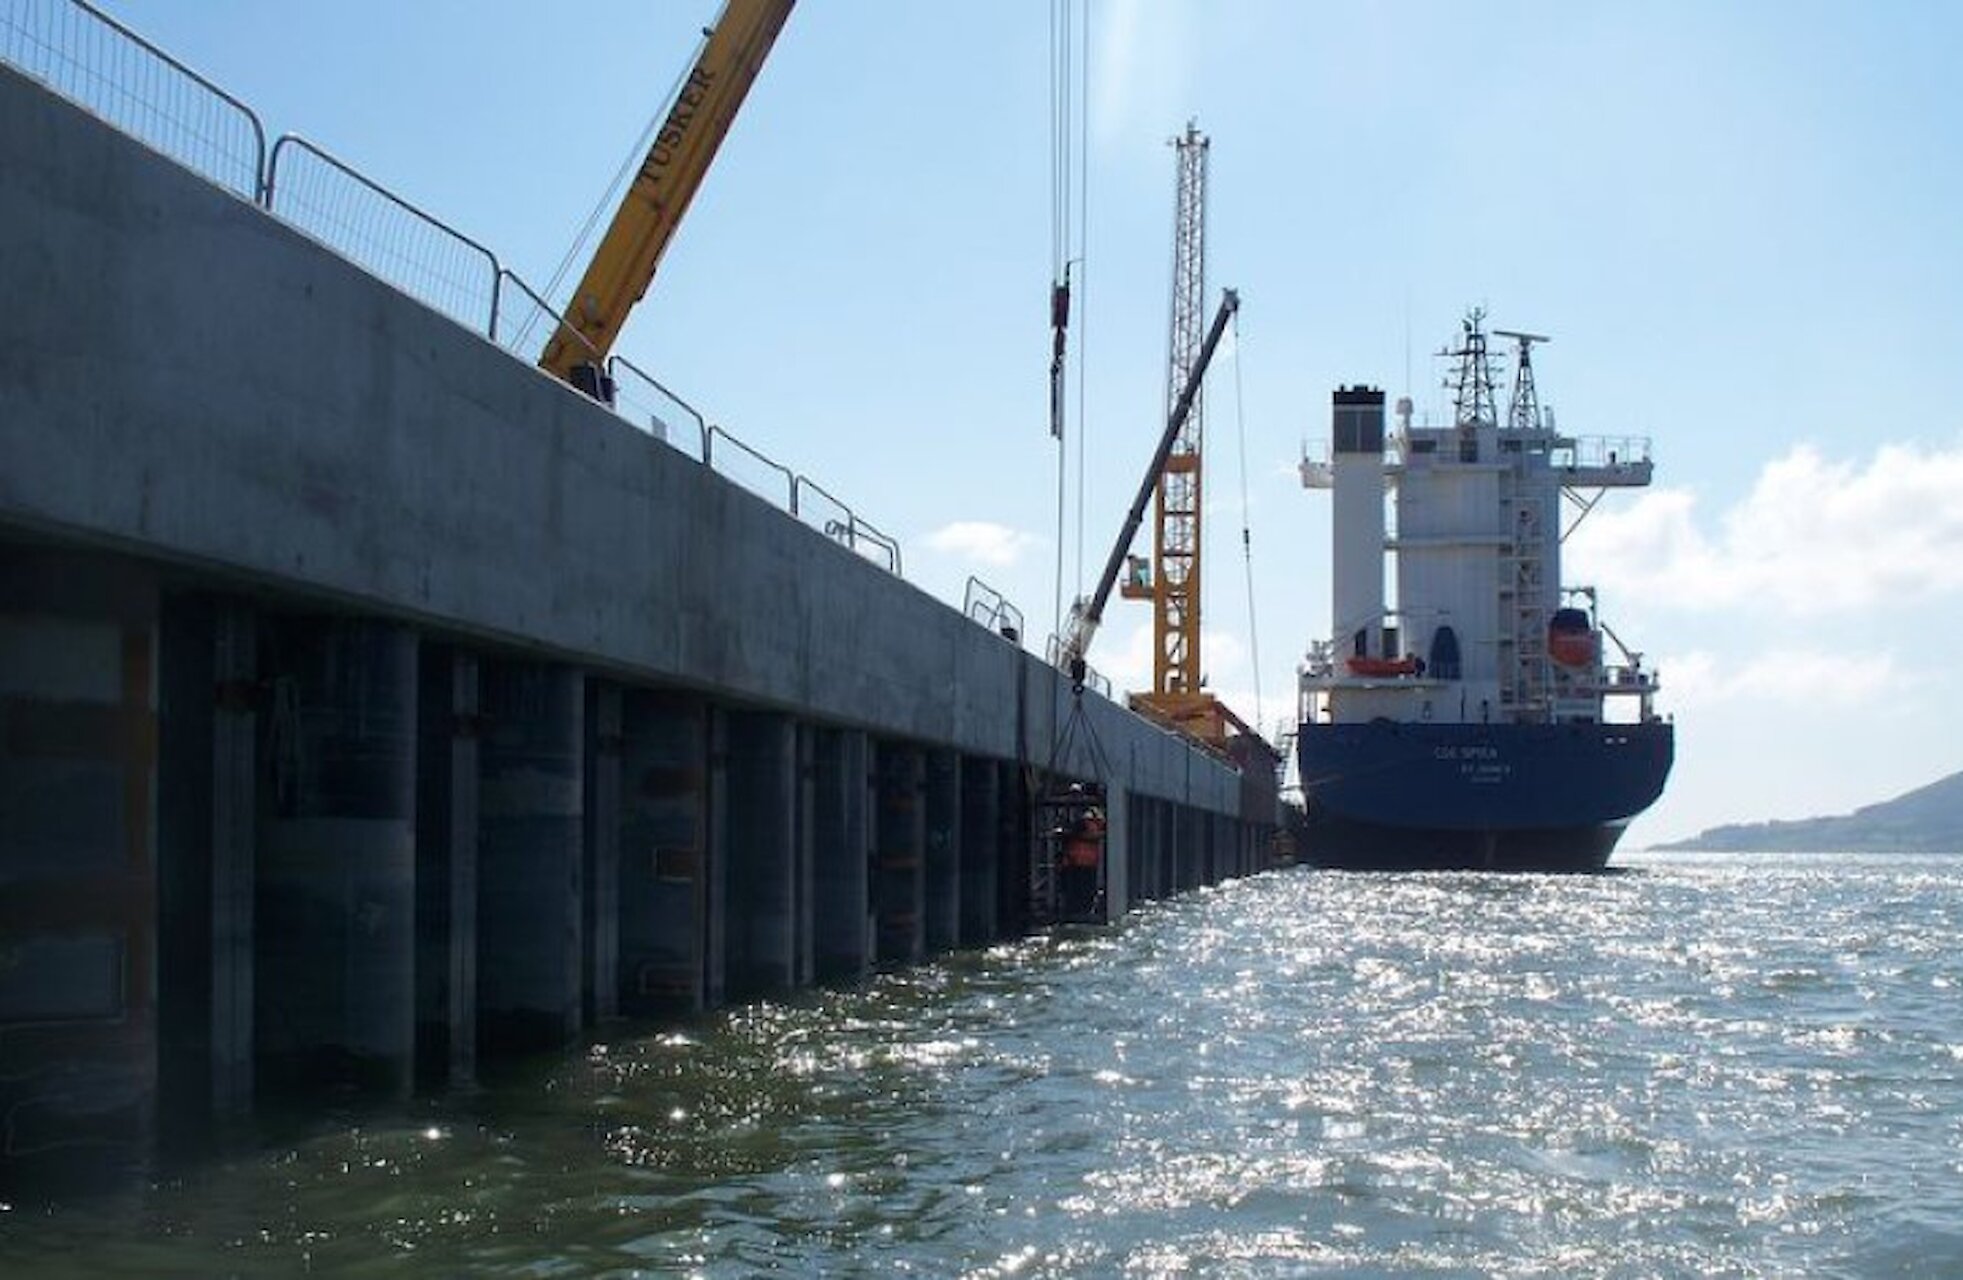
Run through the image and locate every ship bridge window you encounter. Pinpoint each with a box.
[1335,410,1384,455]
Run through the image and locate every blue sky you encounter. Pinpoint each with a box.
[93,0,1963,846]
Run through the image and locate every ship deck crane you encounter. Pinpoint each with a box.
[538,0,794,397]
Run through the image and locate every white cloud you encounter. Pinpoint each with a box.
[1568,440,1963,616]
[922,520,1042,569]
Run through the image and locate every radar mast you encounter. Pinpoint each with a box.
[1495,328,1550,431]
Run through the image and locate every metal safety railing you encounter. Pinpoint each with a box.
[492,269,607,378]
[609,357,708,457]
[698,429,900,575]
[1,0,266,199]
[1044,635,1113,698]
[795,478,900,576]
[706,425,795,510]
[3,0,910,585]
[827,517,901,577]
[963,577,1025,644]
[265,134,501,339]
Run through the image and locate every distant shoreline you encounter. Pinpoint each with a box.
[1645,768,1963,855]
[1634,846,1963,856]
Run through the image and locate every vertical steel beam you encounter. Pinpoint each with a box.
[1101,780,1130,919]
[957,756,999,947]
[415,644,478,1090]
[584,681,623,1024]
[923,749,961,954]
[0,551,159,1194]
[873,742,925,965]
[257,618,417,1099]
[704,706,728,1009]
[794,723,816,988]
[723,710,797,999]
[476,660,583,1055]
[995,759,1027,936]
[208,602,257,1113]
[812,727,871,983]
[618,691,709,1016]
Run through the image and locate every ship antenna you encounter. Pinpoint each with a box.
[1402,289,1412,403]
[1494,328,1550,430]
[1440,307,1500,430]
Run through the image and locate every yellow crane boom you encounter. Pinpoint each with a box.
[539,0,794,387]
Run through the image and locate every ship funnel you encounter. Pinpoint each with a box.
[1331,386,1388,659]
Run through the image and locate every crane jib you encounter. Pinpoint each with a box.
[646,68,717,177]
[536,0,793,384]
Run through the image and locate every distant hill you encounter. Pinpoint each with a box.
[1654,769,1963,853]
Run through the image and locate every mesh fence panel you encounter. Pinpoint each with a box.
[0,0,264,198]
[266,137,498,335]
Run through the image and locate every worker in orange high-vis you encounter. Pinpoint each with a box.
[1059,806,1104,920]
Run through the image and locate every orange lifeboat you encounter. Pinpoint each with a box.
[1346,654,1421,677]
[1549,607,1598,669]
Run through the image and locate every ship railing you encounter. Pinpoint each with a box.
[962,577,1025,645]
[1296,674,1327,732]
[1599,663,1657,693]
[1301,439,1408,487]
[1298,442,1333,489]
[1555,436,1651,470]
[1,0,267,201]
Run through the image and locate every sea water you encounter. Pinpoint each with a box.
[5,852,1960,1277]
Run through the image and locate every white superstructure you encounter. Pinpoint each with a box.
[1299,311,1661,730]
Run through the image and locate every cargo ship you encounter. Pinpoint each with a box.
[1295,311,1673,871]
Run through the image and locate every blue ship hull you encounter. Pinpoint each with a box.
[1297,720,1675,872]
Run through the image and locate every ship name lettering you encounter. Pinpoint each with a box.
[1434,745,1500,762]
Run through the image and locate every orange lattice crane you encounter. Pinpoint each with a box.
[1121,122,1236,745]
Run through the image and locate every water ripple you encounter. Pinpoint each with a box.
[7,851,1963,1276]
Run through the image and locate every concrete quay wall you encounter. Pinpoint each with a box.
[0,63,1230,812]
[0,66,1276,1194]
